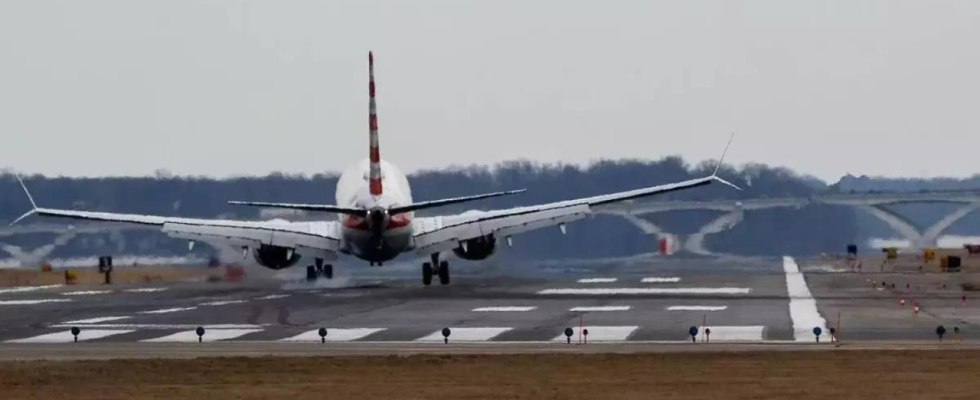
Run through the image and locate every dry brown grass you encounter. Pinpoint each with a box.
[1,351,978,399]
[0,266,220,287]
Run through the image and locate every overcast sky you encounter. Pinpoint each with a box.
[1,1,978,182]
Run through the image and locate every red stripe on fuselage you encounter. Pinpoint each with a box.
[369,178,383,195]
[369,146,380,163]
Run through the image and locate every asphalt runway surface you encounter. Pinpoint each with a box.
[0,255,976,359]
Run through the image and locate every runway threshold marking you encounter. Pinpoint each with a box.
[138,307,197,314]
[50,324,263,330]
[6,329,134,343]
[415,327,512,342]
[472,306,537,312]
[784,256,827,342]
[694,326,765,342]
[551,326,638,342]
[0,299,72,305]
[280,328,386,342]
[577,278,618,283]
[538,288,750,295]
[569,306,631,312]
[642,277,681,283]
[666,305,728,311]
[61,316,132,324]
[141,329,263,343]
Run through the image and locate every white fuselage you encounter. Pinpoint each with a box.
[335,159,415,261]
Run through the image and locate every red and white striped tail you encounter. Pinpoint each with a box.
[368,51,382,196]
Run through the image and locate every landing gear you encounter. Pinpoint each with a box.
[422,262,433,286]
[438,261,450,285]
[422,253,450,286]
[308,258,334,281]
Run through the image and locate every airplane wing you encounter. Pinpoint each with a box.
[412,174,739,256]
[10,179,342,257]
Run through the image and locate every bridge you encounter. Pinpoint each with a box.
[599,191,980,255]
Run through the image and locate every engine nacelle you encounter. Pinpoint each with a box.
[453,235,497,260]
[253,245,301,270]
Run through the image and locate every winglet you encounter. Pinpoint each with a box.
[708,132,742,191]
[712,131,736,177]
[10,176,38,226]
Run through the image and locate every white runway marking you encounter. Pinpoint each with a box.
[50,324,262,330]
[256,294,290,300]
[138,307,197,314]
[62,316,132,324]
[552,326,638,342]
[415,327,512,342]
[538,288,750,295]
[642,277,681,283]
[0,299,72,305]
[0,284,62,294]
[7,329,134,343]
[697,326,765,342]
[666,305,728,311]
[60,290,113,296]
[569,306,631,312]
[577,278,618,283]
[200,300,247,306]
[142,329,262,342]
[784,256,827,342]
[472,306,537,312]
[281,328,386,342]
[124,288,168,293]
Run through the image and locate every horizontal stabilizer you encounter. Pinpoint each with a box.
[227,201,367,216]
[388,189,527,214]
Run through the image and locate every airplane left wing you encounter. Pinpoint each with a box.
[10,179,342,257]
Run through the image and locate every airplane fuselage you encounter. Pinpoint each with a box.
[335,158,414,262]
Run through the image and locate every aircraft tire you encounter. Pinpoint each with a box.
[422,262,433,286]
[438,261,450,285]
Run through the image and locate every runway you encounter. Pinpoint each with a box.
[0,255,976,359]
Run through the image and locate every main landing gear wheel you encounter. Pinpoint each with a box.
[323,264,334,279]
[422,262,433,286]
[438,261,450,285]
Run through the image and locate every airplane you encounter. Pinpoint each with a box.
[10,52,740,286]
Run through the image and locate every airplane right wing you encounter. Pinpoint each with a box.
[412,174,739,256]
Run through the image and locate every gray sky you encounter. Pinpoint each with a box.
[2,1,978,182]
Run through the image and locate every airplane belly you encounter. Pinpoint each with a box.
[343,225,413,262]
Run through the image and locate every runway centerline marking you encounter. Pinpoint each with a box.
[124,288,168,293]
[60,290,113,296]
[784,256,827,342]
[0,299,72,305]
[642,277,681,283]
[199,300,248,306]
[138,307,197,314]
[142,328,262,343]
[62,316,132,324]
[666,305,728,311]
[551,326,638,342]
[538,288,750,295]
[6,329,133,343]
[472,306,537,312]
[569,306,631,312]
[281,328,386,342]
[415,327,512,342]
[0,284,62,294]
[577,278,618,283]
[255,294,290,300]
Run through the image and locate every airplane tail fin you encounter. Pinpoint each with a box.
[368,51,383,196]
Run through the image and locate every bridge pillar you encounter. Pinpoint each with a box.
[856,202,980,249]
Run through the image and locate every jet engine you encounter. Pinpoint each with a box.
[253,245,301,270]
[453,235,497,260]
